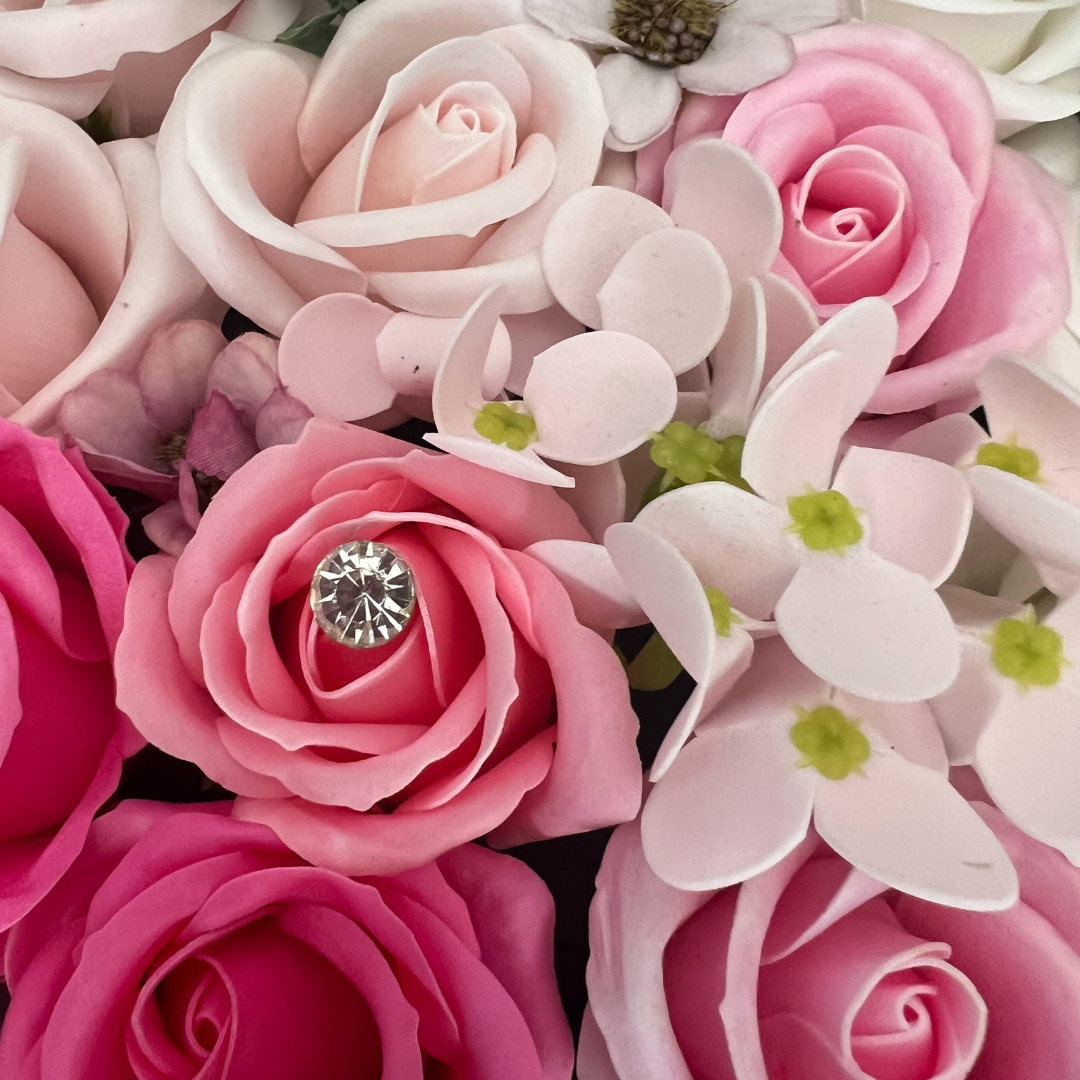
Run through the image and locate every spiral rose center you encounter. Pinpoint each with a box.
[610,0,723,66]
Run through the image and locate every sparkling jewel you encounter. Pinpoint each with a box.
[310,541,416,649]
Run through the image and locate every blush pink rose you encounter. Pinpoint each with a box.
[1,100,211,433]
[639,23,1071,415]
[0,801,575,1079]
[0,0,303,137]
[155,0,608,334]
[114,418,642,877]
[0,420,141,931]
[582,805,1080,1080]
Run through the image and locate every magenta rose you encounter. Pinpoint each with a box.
[639,23,1070,415]
[0,419,139,930]
[582,805,1080,1080]
[0,801,574,1079]
[115,418,642,877]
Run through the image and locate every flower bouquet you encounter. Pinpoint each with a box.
[1,0,1079,1076]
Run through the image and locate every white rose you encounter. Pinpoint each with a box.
[858,0,1080,135]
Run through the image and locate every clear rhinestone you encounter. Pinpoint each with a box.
[310,541,416,649]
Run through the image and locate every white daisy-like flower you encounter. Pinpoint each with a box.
[525,0,849,149]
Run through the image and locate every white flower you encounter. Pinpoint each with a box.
[525,0,847,149]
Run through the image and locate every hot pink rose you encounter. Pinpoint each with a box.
[1,101,211,433]
[581,805,1080,1080]
[0,420,140,931]
[0,801,574,1079]
[0,0,303,137]
[115,418,642,877]
[155,0,608,334]
[639,23,1071,415]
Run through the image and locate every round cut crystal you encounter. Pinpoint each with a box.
[310,541,416,649]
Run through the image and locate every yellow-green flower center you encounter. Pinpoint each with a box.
[646,423,751,504]
[474,402,536,451]
[976,439,1042,483]
[989,611,1065,689]
[787,489,863,554]
[790,704,871,780]
[610,0,722,66]
[704,586,738,637]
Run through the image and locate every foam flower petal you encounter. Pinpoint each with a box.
[775,547,961,702]
[676,19,794,96]
[814,749,1018,910]
[663,138,783,282]
[523,0,623,49]
[968,465,1080,576]
[832,446,972,587]
[424,433,575,488]
[641,720,815,891]
[597,228,731,375]
[758,271,819,388]
[277,293,395,421]
[890,413,987,467]
[706,278,766,437]
[634,482,798,620]
[541,186,672,328]
[595,52,682,151]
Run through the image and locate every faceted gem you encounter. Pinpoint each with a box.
[310,541,416,649]
[704,586,737,637]
[990,611,1066,690]
[611,0,722,66]
[790,704,871,781]
[787,489,863,554]
[976,439,1043,483]
[474,401,537,451]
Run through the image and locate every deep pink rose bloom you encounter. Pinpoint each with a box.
[115,418,642,877]
[582,805,1080,1080]
[638,23,1071,415]
[0,801,575,1079]
[0,419,139,930]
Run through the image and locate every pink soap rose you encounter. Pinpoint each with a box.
[0,0,303,137]
[156,0,608,334]
[0,420,141,931]
[581,805,1080,1080]
[0,100,211,432]
[0,801,575,1079]
[115,418,642,877]
[641,23,1071,415]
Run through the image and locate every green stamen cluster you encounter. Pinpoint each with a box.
[647,422,750,499]
[625,631,684,691]
[787,489,863,554]
[474,402,537,451]
[790,704,871,781]
[989,609,1066,690]
[704,586,738,637]
[976,439,1043,483]
[611,0,724,66]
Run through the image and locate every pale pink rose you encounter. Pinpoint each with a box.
[638,23,1071,415]
[0,100,211,432]
[155,0,609,334]
[0,0,304,137]
[581,807,1080,1080]
[114,418,643,877]
[0,801,575,1079]
[0,420,141,931]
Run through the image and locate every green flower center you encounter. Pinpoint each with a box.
[790,704,871,781]
[990,611,1066,689]
[704,586,738,637]
[976,439,1043,483]
[610,0,722,67]
[474,402,537,451]
[787,489,864,554]
[646,423,751,504]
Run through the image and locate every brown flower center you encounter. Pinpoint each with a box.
[611,0,726,67]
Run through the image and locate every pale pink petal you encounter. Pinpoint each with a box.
[595,53,682,151]
[676,20,794,96]
[706,277,766,437]
[141,500,196,558]
[576,1007,622,1080]
[136,320,227,432]
[814,750,1018,910]
[641,720,815,890]
[552,459,626,543]
[929,635,1003,767]
[541,185,671,328]
[502,305,584,396]
[775,547,961,702]
[523,539,644,631]
[57,371,160,468]
[523,0,623,48]
[423,434,576,488]
[526,332,678,465]
[204,332,281,421]
[837,695,948,775]
[597,228,731,375]
[758,271,819,388]
[890,413,987,467]
[254,389,313,451]
[277,293,395,421]
[832,446,972,587]
[968,465,1080,576]
[663,138,783,282]
[634,482,797,620]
